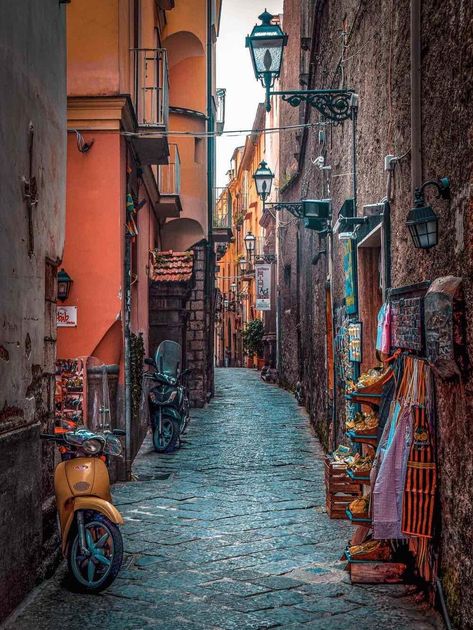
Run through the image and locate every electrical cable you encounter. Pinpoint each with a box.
[119,121,321,140]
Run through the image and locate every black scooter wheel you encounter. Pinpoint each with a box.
[153,416,180,453]
[67,511,123,593]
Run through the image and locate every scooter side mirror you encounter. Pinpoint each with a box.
[144,358,155,367]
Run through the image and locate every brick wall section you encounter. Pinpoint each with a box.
[186,244,212,408]
[279,1,473,625]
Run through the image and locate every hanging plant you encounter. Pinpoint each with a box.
[241,319,264,357]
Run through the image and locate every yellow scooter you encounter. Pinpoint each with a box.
[41,428,125,592]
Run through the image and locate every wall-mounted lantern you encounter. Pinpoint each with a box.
[302,199,331,231]
[333,198,368,239]
[253,160,274,201]
[239,257,248,273]
[57,268,73,302]
[244,231,256,258]
[406,177,449,249]
[246,11,356,118]
[231,282,237,292]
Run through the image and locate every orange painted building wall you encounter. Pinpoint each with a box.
[58,132,124,364]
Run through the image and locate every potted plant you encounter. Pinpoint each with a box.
[241,319,264,369]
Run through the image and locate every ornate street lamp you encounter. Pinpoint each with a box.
[231,282,237,292]
[406,178,449,249]
[239,257,248,273]
[244,231,256,259]
[57,268,73,302]
[253,161,274,201]
[246,11,356,118]
[245,10,287,110]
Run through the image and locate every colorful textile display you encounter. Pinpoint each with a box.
[376,303,392,354]
[368,355,437,580]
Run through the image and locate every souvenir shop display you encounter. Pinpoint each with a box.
[326,289,441,587]
[55,358,86,429]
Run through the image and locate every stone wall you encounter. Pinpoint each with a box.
[279,0,473,626]
[0,0,66,621]
[186,243,213,407]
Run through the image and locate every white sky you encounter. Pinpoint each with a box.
[216,0,283,187]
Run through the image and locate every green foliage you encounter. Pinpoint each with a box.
[241,319,264,357]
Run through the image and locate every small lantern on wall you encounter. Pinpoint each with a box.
[57,268,73,302]
[239,257,248,273]
[406,177,449,250]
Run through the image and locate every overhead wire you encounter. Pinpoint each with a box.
[120,121,324,140]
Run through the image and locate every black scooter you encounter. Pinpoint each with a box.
[144,340,191,453]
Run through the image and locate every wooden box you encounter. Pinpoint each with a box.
[349,561,407,584]
[325,457,362,519]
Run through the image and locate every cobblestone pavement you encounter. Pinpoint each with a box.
[6,369,443,630]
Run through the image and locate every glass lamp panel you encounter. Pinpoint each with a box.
[251,35,284,75]
[58,281,68,299]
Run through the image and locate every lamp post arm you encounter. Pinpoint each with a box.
[416,177,450,203]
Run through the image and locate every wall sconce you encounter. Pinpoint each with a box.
[239,257,248,273]
[244,231,256,258]
[406,177,450,249]
[57,268,73,302]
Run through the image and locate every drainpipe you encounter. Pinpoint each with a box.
[411,0,422,192]
[207,0,215,389]
[124,230,132,480]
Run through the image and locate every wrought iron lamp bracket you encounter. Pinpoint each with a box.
[414,177,450,206]
[267,89,357,122]
[265,202,304,218]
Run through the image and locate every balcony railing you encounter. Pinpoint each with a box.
[131,48,169,127]
[213,187,232,229]
[159,144,180,195]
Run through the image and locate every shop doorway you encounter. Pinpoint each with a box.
[357,224,383,372]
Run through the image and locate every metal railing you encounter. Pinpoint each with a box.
[131,48,169,127]
[159,144,180,195]
[213,187,232,228]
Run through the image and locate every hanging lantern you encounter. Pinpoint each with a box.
[253,161,274,201]
[57,268,73,302]
[245,11,287,87]
[406,204,439,249]
[244,231,256,256]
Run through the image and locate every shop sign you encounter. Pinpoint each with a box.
[348,322,362,362]
[57,306,78,327]
[343,240,358,315]
[255,263,271,311]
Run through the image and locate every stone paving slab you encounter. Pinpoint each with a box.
[4,369,444,629]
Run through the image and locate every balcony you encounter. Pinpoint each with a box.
[130,48,169,165]
[213,187,233,243]
[156,144,182,218]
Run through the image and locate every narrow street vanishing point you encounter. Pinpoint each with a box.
[7,370,442,630]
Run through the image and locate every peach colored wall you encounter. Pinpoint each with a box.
[67,0,123,96]
[164,1,206,47]
[58,132,123,361]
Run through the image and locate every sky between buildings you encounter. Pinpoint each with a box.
[216,0,283,188]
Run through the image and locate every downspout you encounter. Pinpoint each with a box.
[124,222,132,479]
[207,0,216,389]
[411,0,422,192]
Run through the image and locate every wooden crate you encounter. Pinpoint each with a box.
[325,457,362,520]
[324,457,362,494]
[349,561,407,584]
[326,493,356,519]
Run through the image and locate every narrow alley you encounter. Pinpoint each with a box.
[7,370,441,630]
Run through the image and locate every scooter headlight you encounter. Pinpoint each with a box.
[104,434,123,456]
[82,438,103,455]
